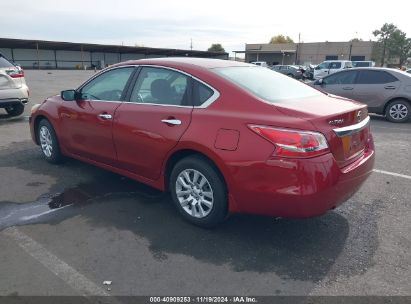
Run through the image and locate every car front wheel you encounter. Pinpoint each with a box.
[37,119,64,163]
[385,100,410,123]
[5,104,24,117]
[170,155,228,228]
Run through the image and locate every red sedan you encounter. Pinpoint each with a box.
[29,58,375,227]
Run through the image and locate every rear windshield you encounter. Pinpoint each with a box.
[0,56,14,68]
[214,66,322,103]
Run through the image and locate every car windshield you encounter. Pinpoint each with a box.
[214,66,323,103]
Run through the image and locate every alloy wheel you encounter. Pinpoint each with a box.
[389,103,408,120]
[39,126,53,157]
[175,169,214,218]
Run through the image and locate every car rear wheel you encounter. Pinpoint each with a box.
[287,73,294,78]
[5,104,24,117]
[37,119,64,163]
[170,155,228,228]
[385,100,410,123]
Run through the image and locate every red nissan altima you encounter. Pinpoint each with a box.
[29,58,375,227]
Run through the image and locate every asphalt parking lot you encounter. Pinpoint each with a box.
[0,70,410,297]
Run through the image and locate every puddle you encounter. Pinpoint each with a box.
[0,176,163,231]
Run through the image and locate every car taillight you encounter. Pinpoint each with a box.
[249,125,329,158]
[7,68,24,78]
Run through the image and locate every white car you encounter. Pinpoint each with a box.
[313,60,353,79]
[0,54,29,117]
[251,61,268,67]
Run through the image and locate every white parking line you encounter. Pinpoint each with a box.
[373,169,411,180]
[2,227,110,296]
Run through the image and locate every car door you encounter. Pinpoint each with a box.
[318,70,358,99]
[59,66,135,165]
[314,62,331,79]
[113,66,193,180]
[352,70,400,110]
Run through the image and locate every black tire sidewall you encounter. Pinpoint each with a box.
[38,119,63,163]
[386,100,410,123]
[169,155,228,228]
[5,104,24,116]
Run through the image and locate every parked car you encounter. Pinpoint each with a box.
[250,61,268,67]
[406,69,411,74]
[0,53,29,116]
[29,58,374,227]
[303,64,315,80]
[311,67,411,122]
[271,65,303,79]
[352,61,375,67]
[314,60,353,79]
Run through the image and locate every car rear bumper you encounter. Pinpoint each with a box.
[0,98,29,108]
[229,143,375,218]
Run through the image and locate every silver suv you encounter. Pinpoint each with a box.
[0,54,29,117]
[311,68,411,123]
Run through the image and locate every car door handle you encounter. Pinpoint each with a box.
[342,87,353,90]
[161,119,181,125]
[384,86,396,90]
[98,113,112,120]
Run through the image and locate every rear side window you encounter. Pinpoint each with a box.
[214,66,323,103]
[356,70,398,84]
[330,62,342,69]
[193,80,214,106]
[129,67,190,106]
[0,56,14,68]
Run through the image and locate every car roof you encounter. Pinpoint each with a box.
[114,57,252,70]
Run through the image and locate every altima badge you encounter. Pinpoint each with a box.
[329,119,344,125]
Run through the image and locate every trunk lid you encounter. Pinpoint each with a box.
[275,94,370,168]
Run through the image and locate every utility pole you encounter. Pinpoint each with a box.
[36,42,40,70]
[296,32,301,65]
[190,38,193,50]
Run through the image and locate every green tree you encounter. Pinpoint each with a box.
[373,23,398,66]
[388,30,411,66]
[208,44,225,52]
[269,35,294,44]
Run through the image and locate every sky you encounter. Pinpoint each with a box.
[1,0,411,57]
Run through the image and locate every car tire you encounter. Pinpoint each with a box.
[385,99,410,123]
[37,119,64,163]
[5,104,24,117]
[287,73,294,78]
[169,155,228,228]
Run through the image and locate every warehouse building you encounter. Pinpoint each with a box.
[240,41,375,65]
[0,38,228,69]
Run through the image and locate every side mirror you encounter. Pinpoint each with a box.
[61,89,77,101]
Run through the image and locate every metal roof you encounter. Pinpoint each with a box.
[0,38,228,58]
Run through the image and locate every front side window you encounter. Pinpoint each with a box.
[317,62,330,70]
[80,67,134,101]
[323,71,357,85]
[129,67,190,106]
[214,66,323,103]
[356,70,398,84]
